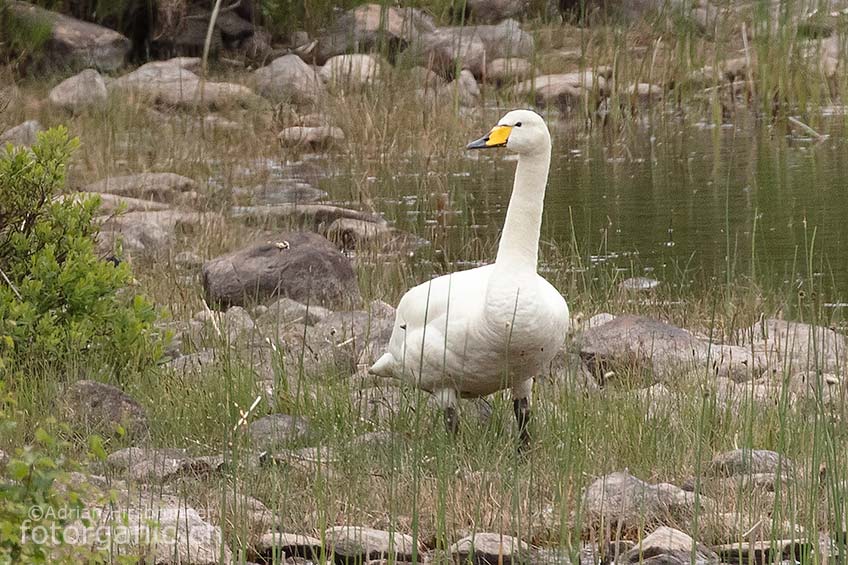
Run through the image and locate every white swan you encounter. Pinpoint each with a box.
[369,109,569,447]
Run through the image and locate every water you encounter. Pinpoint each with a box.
[323,115,848,304]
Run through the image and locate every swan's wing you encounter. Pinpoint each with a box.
[370,266,493,378]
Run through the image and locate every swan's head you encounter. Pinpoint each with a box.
[466,109,550,155]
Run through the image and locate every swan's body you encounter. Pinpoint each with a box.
[370,109,569,445]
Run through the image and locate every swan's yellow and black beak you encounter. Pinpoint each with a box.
[466,125,512,150]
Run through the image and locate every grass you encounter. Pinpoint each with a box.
[3,1,848,563]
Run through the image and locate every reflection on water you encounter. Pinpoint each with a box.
[321,115,848,303]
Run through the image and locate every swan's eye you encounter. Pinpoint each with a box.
[515,122,522,127]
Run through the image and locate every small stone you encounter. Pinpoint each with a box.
[174,251,203,269]
[249,414,310,450]
[708,449,793,478]
[63,380,149,440]
[278,126,345,148]
[450,532,530,565]
[325,526,418,562]
[83,172,198,202]
[619,276,660,292]
[256,532,322,560]
[258,297,329,327]
[621,526,718,565]
[320,54,385,88]
[485,57,532,84]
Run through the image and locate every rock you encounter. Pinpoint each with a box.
[165,349,217,372]
[96,503,231,563]
[707,449,793,478]
[625,83,663,107]
[253,54,325,105]
[0,120,43,147]
[232,203,385,232]
[215,11,254,41]
[63,380,149,440]
[174,250,203,269]
[444,69,481,106]
[409,65,445,88]
[320,54,385,88]
[200,490,275,547]
[98,210,217,256]
[257,297,330,327]
[210,306,256,341]
[410,28,486,78]
[202,231,362,309]
[58,192,171,214]
[471,19,535,60]
[107,446,185,468]
[256,532,322,561]
[450,532,531,565]
[485,57,532,84]
[579,315,762,384]
[325,217,428,253]
[630,383,674,419]
[278,126,345,149]
[619,276,661,292]
[248,414,310,450]
[413,19,534,79]
[82,172,198,202]
[742,318,847,375]
[514,70,610,111]
[7,1,130,71]
[324,526,418,562]
[289,306,395,373]
[350,386,410,424]
[583,471,709,533]
[713,540,809,565]
[466,0,531,23]
[110,58,261,109]
[107,447,224,482]
[239,179,327,205]
[48,69,107,112]
[313,4,436,64]
[621,526,718,565]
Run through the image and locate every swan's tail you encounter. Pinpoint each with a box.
[369,352,395,377]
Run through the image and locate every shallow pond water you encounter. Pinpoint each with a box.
[324,114,848,305]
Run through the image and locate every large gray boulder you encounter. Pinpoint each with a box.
[48,69,108,112]
[313,3,436,64]
[253,54,325,104]
[202,231,362,309]
[579,315,762,383]
[7,1,130,71]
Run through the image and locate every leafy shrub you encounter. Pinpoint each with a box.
[0,127,160,372]
[0,384,111,563]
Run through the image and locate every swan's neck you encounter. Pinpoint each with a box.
[494,147,551,273]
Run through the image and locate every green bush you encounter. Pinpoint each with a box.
[0,127,160,372]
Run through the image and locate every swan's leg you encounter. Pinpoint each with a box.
[434,388,459,435]
[512,379,533,450]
